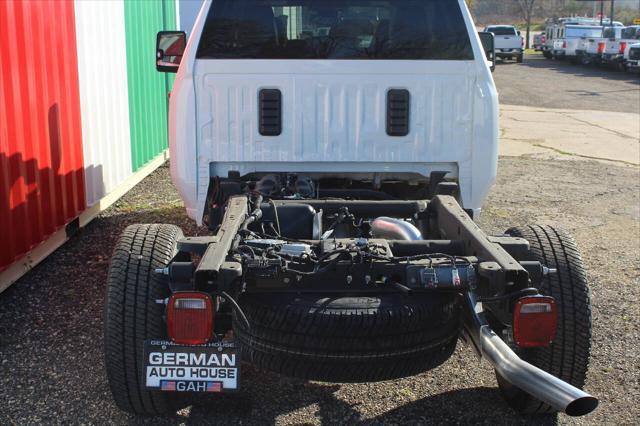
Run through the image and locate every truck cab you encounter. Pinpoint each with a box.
[170,0,498,224]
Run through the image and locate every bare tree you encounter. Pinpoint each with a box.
[516,0,537,49]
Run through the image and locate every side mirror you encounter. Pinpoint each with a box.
[156,31,186,73]
[517,30,522,36]
[478,31,496,72]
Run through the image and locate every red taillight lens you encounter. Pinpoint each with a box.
[562,41,567,48]
[597,42,605,54]
[619,42,627,54]
[513,296,557,348]
[167,292,214,345]
[541,35,546,43]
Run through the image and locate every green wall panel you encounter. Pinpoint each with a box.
[124,0,176,171]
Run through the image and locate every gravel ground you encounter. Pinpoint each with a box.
[493,52,640,114]
[1,158,638,425]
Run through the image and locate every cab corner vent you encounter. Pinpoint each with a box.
[386,89,410,136]
[259,89,282,136]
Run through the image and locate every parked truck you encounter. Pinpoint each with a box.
[603,25,640,70]
[484,25,524,63]
[580,26,624,65]
[103,0,597,418]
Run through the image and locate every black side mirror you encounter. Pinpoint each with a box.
[156,31,186,73]
[478,31,496,72]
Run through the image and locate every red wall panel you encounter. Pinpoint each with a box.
[0,0,85,270]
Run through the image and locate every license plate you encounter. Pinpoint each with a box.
[143,339,239,392]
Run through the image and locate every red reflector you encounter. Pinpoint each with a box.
[167,292,214,345]
[597,42,605,54]
[513,296,557,348]
[562,41,567,48]
[619,42,627,54]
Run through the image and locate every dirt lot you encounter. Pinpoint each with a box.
[1,157,638,425]
[494,52,640,114]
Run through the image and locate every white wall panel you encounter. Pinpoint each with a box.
[74,0,132,207]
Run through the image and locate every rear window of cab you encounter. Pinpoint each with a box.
[196,0,474,60]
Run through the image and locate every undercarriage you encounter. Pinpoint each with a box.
[104,176,597,417]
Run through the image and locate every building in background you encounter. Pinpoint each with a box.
[0,0,192,291]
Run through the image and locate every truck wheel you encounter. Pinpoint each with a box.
[496,225,592,415]
[517,53,524,63]
[233,292,460,382]
[104,224,184,415]
[543,51,552,59]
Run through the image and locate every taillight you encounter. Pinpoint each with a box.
[597,42,605,54]
[619,42,627,54]
[541,35,546,43]
[562,41,567,48]
[513,296,557,348]
[167,292,214,345]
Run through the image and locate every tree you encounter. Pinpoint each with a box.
[516,0,537,49]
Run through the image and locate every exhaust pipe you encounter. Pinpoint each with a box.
[480,326,598,416]
[371,217,422,241]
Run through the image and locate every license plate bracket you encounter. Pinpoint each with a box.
[143,339,239,392]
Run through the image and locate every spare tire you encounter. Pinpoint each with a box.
[233,292,460,382]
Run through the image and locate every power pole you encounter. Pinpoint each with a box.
[600,1,604,26]
[610,0,615,25]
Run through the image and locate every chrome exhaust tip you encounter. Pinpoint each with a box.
[480,326,598,416]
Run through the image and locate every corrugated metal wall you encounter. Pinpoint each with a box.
[124,0,177,172]
[0,0,85,270]
[75,0,133,207]
[1,0,182,287]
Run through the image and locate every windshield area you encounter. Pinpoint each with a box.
[486,26,516,36]
[196,0,473,60]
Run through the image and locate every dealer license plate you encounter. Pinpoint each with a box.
[143,339,239,392]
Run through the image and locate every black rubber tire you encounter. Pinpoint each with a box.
[104,224,184,415]
[517,53,524,63]
[233,292,460,382]
[496,225,592,415]
[543,51,552,59]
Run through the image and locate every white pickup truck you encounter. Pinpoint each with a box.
[102,0,597,419]
[580,26,623,65]
[484,25,524,63]
[553,25,603,63]
[603,25,640,70]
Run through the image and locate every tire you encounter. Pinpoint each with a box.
[543,51,552,59]
[496,225,592,415]
[104,224,184,415]
[517,53,524,63]
[233,292,460,382]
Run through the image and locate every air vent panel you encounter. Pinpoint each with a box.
[386,89,410,136]
[259,89,282,136]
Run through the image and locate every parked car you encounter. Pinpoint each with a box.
[533,32,545,51]
[624,42,640,72]
[103,0,597,419]
[580,26,623,65]
[603,25,640,70]
[484,25,524,63]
